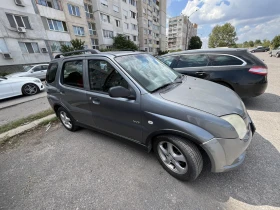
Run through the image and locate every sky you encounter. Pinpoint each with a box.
[167,0,280,48]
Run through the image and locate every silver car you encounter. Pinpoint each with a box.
[7,64,49,80]
[270,46,280,58]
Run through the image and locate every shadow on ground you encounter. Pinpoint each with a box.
[186,132,280,208]
[243,93,280,112]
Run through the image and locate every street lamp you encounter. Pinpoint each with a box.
[181,8,199,50]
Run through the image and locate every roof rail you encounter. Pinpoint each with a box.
[54,49,100,59]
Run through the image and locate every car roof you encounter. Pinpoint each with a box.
[159,48,249,57]
[51,51,146,62]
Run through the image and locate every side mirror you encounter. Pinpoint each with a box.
[108,86,136,100]
[30,70,34,73]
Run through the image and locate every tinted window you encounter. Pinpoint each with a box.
[159,56,177,67]
[176,54,208,68]
[46,63,58,84]
[209,55,243,66]
[41,65,48,70]
[88,60,128,93]
[62,60,84,88]
[33,66,42,72]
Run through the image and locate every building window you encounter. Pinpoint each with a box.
[103,30,113,38]
[126,36,130,40]
[6,14,31,29]
[73,26,85,36]
[148,20,152,27]
[88,22,96,35]
[123,0,126,2]
[101,14,110,23]
[113,5,119,12]
[101,0,108,7]
[130,11,136,19]
[123,10,128,19]
[47,19,67,32]
[149,47,153,52]
[145,48,148,52]
[37,0,62,10]
[144,39,147,44]
[68,4,80,17]
[91,39,99,49]
[149,39,152,44]
[106,46,112,49]
[148,30,152,35]
[84,3,93,19]
[144,29,147,34]
[133,36,137,41]
[143,8,146,14]
[129,0,136,6]
[131,24,137,30]
[0,38,9,53]
[115,20,121,27]
[19,42,40,54]
[124,22,129,29]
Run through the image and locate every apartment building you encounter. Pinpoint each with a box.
[137,0,166,54]
[0,0,50,72]
[168,15,197,51]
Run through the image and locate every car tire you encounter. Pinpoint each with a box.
[22,83,39,96]
[252,50,255,53]
[277,53,280,58]
[57,107,79,132]
[153,135,203,181]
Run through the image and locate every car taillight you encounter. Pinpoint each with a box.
[249,66,268,75]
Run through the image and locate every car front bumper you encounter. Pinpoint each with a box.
[201,121,255,173]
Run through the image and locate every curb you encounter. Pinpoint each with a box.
[0,114,56,143]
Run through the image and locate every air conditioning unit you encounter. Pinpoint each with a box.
[17,27,26,33]
[41,48,48,53]
[3,53,12,59]
[14,0,25,6]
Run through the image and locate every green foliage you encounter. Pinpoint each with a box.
[262,39,271,48]
[112,34,138,50]
[208,23,238,48]
[243,41,249,48]
[158,50,169,55]
[169,49,182,53]
[271,35,280,49]
[188,36,202,49]
[248,41,254,47]
[60,39,85,56]
[254,39,262,46]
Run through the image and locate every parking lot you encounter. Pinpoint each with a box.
[0,52,279,210]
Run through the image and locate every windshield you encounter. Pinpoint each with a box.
[23,65,34,72]
[115,54,179,92]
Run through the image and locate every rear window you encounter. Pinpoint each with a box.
[46,63,58,83]
[209,55,244,66]
[176,54,209,68]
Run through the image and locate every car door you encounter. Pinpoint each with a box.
[173,54,210,79]
[58,58,93,125]
[0,78,15,100]
[85,57,142,143]
[31,66,44,79]
[39,65,48,79]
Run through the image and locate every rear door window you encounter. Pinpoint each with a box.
[62,60,84,88]
[209,54,244,66]
[46,63,58,83]
[176,54,209,68]
[33,66,42,72]
[159,56,177,67]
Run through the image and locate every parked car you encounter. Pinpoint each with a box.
[6,64,49,80]
[270,46,280,58]
[46,50,255,181]
[0,76,45,100]
[250,46,270,53]
[158,48,268,98]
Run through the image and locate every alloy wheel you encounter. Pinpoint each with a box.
[24,84,37,95]
[60,111,72,129]
[157,141,188,174]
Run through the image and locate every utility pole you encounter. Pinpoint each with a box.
[182,9,199,50]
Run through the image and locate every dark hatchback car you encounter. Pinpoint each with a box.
[250,46,270,53]
[158,49,268,98]
[46,50,255,181]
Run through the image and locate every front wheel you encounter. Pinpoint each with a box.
[22,83,39,96]
[153,135,203,181]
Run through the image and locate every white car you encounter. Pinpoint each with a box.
[6,64,49,80]
[0,76,45,100]
[270,47,280,58]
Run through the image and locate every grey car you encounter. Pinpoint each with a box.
[7,64,49,80]
[46,50,255,181]
[270,46,280,57]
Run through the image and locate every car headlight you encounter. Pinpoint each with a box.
[221,114,247,139]
[33,79,41,83]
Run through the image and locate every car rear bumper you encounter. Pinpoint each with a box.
[201,121,255,173]
[235,82,267,98]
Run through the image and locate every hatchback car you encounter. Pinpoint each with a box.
[46,49,255,181]
[250,46,270,53]
[158,49,268,98]
[6,64,49,80]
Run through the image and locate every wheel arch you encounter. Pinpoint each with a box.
[21,82,39,95]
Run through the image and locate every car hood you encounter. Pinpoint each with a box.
[6,77,39,82]
[6,72,27,77]
[160,77,245,117]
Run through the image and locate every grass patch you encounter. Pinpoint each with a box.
[38,116,59,126]
[0,109,54,134]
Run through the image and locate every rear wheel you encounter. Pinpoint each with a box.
[57,107,79,132]
[277,53,280,58]
[22,83,39,96]
[251,50,255,53]
[153,135,203,181]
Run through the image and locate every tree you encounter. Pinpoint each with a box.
[60,39,85,56]
[271,35,280,49]
[262,39,271,48]
[208,23,237,48]
[112,34,138,50]
[248,41,254,47]
[254,39,262,46]
[188,36,202,49]
[243,41,249,48]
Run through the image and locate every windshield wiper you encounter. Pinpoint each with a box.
[151,82,174,93]
[173,74,184,83]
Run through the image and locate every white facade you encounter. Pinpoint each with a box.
[168,15,197,51]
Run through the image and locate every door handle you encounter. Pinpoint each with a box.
[195,71,206,76]
[92,98,100,105]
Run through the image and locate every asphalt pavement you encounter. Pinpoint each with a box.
[0,52,279,210]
